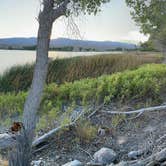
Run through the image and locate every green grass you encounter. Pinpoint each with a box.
[0,64,166,128]
[0,53,162,92]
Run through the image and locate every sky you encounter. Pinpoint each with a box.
[0,0,149,43]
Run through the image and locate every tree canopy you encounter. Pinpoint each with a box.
[43,0,111,17]
[126,0,166,53]
[126,0,166,34]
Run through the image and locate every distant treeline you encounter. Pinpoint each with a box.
[1,45,139,52]
[4,45,96,51]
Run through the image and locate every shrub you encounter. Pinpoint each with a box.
[1,64,166,129]
[75,120,97,143]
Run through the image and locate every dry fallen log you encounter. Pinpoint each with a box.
[0,108,85,149]
[33,107,85,147]
[0,122,78,150]
[32,125,67,147]
[101,104,166,116]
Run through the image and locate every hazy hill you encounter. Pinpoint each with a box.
[0,37,136,51]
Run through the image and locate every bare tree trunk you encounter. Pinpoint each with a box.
[8,1,69,165]
[23,17,53,141]
[9,10,53,166]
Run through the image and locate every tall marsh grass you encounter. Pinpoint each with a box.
[0,53,162,92]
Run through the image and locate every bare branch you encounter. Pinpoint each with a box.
[101,104,166,116]
[32,107,84,147]
[65,15,83,39]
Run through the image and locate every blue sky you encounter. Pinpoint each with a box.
[0,0,149,43]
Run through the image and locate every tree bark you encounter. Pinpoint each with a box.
[23,0,70,141]
[8,0,70,164]
[9,15,53,166]
[9,4,53,166]
[23,16,53,141]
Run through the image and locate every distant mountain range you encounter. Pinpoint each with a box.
[0,37,137,51]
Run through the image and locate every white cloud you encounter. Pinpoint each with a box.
[121,30,149,43]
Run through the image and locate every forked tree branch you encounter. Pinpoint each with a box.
[52,0,70,19]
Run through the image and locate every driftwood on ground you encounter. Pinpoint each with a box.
[0,107,85,149]
[0,104,166,150]
[33,107,85,147]
[101,104,166,116]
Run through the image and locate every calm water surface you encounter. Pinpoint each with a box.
[0,50,121,74]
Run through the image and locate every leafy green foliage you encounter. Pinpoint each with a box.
[140,40,156,51]
[126,0,166,34]
[0,92,27,126]
[54,0,111,15]
[126,0,166,52]
[1,64,166,129]
[0,53,162,93]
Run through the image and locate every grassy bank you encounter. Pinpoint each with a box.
[0,52,162,92]
[0,64,166,128]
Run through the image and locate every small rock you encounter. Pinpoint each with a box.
[93,147,117,165]
[55,155,61,160]
[31,159,45,166]
[62,160,84,166]
[98,128,106,136]
[128,150,143,160]
[86,162,103,166]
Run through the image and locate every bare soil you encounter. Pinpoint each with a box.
[33,104,166,165]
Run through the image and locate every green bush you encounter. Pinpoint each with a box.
[0,53,162,92]
[0,92,26,126]
[0,64,166,129]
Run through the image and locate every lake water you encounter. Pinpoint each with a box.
[0,50,121,74]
